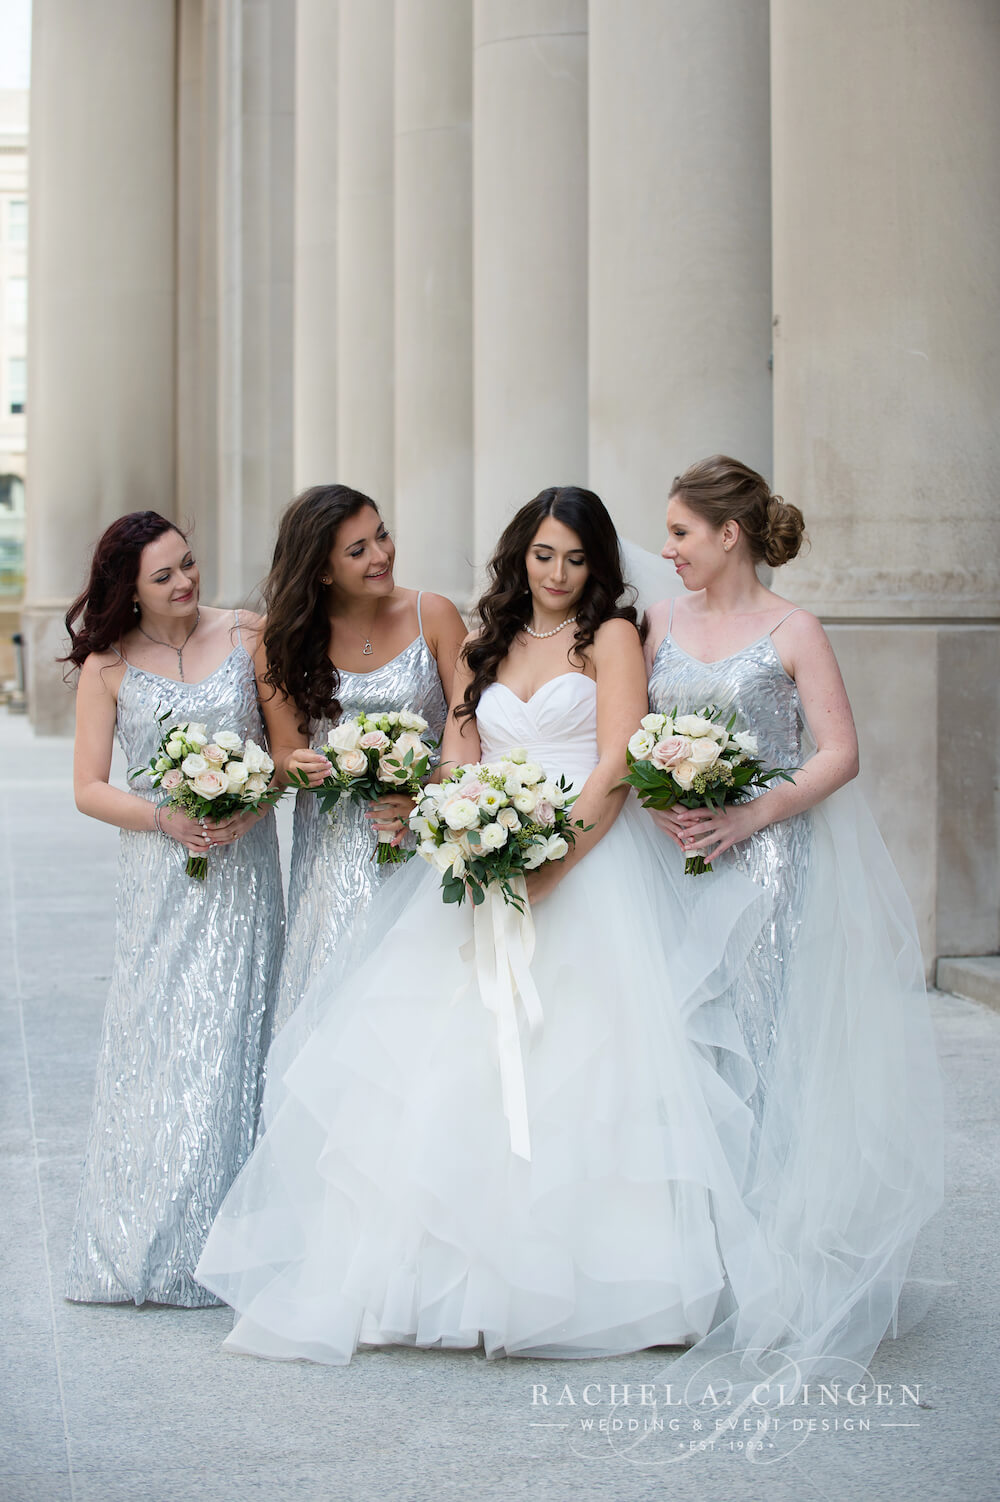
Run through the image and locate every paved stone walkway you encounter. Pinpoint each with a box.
[2,710,997,1501]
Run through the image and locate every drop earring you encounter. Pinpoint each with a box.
[133,600,140,616]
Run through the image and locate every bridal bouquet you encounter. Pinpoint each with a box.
[624,708,794,875]
[288,709,437,865]
[131,716,279,880]
[410,750,583,909]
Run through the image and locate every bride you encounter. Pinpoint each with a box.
[196,486,765,1363]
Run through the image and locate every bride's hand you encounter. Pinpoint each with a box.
[674,802,761,862]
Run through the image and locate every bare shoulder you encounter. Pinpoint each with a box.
[592,615,643,665]
[233,608,264,644]
[774,605,828,650]
[417,590,467,634]
[78,648,123,693]
[644,598,672,636]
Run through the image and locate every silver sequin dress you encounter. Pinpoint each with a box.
[65,640,284,1307]
[273,622,447,1030]
[647,617,811,1120]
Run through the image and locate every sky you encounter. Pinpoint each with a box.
[0,0,31,90]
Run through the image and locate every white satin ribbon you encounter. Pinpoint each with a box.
[463,876,544,1160]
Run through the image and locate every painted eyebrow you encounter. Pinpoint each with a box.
[147,556,193,578]
[344,525,387,552]
[531,545,586,557]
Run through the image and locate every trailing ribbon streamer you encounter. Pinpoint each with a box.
[468,877,544,1160]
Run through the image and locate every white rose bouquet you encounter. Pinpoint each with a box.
[409,749,584,909]
[623,707,794,875]
[288,709,437,866]
[130,714,278,880]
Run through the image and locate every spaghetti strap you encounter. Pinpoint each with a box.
[769,606,802,636]
[667,598,676,635]
[416,590,425,642]
[233,610,243,646]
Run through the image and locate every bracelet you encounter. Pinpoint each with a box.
[153,801,168,835]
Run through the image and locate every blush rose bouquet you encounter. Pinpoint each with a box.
[130,714,279,879]
[288,709,437,866]
[623,707,794,874]
[409,749,585,909]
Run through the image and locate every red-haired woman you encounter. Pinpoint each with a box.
[62,511,283,1307]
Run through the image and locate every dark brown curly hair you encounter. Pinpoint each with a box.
[457,486,638,722]
[261,485,380,732]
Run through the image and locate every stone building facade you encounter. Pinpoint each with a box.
[21,0,1000,968]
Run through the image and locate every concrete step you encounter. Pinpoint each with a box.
[936,955,1000,1013]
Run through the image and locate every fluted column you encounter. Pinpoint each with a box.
[293,0,339,491]
[24,0,177,733]
[588,0,772,549]
[394,0,473,602]
[215,0,295,604]
[772,0,1000,964]
[337,0,395,513]
[473,0,588,563]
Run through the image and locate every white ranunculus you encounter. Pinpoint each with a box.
[730,730,759,757]
[336,749,367,777]
[672,760,698,791]
[214,731,243,752]
[443,797,479,831]
[673,714,718,740]
[522,838,549,870]
[431,842,458,873]
[513,789,537,815]
[191,768,226,798]
[544,833,569,861]
[538,779,566,808]
[520,761,544,786]
[503,771,525,797]
[640,712,669,734]
[478,822,508,851]
[181,753,209,777]
[223,761,250,790]
[688,737,721,771]
[496,805,520,831]
[628,729,657,760]
[328,721,363,754]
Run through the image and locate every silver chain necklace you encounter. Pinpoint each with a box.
[136,608,201,680]
[523,615,578,640]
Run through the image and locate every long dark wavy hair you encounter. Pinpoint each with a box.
[458,486,637,722]
[61,511,186,673]
[261,484,380,732]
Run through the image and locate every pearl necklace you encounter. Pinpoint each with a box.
[136,609,201,680]
[523,615,578,640]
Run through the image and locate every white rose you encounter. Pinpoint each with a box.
[202,743,227,766]
[628,729,657,760]
[359,729,390,751]
[241,739,270,774]
[191,769,227,799]
[477,822,508,851]
[513,790,538,815]
[223,760,250,789]
[214,731,243,752]
[544,833,569,861]
[640,712,669,734]
[394,732,428,760]
[443,797,479,831]
[522,838,549,870]
[184,728,208,748]
[673,714,718,739]
[377,753,408,785]
[328,721,363,754]
[398,710,428,732]
[181,753,208,777]
[496,805,520,831]
[245,773,268,796]
[431,843,459,874]
[672,760,698,791]
[336,749,367,777]
[731,730,758,757]
[688,737,722,771]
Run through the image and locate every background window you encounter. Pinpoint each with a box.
[6,276,27,326]
[8,356,26,414]
[8,200,27,244]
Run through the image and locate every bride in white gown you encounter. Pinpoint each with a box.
[196,486,766,1363]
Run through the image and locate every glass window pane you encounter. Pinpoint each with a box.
[8,201,27,243]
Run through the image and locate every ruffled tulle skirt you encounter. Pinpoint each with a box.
[195,801,768,1363]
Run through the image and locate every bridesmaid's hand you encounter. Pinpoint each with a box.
[160,805,213,855]
[673,802,762,862]
[204,807,268,846]
[285,747,333,787]
[367,794,416,846]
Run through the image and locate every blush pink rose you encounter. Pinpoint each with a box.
[650,735,693,769]
[160,767,184,791]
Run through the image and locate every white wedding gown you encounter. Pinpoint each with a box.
[196,674,768,1363]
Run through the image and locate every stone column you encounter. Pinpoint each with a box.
[394,0,473,602]
[24,0,177,734]
[588,0,772,551]
[337,0,395,514]
[772,0,1000,966]
[473,0,588,566]
[214,0,295,606]
[293,0,339,492]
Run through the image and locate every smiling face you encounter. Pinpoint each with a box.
[133,529,199,619]
[662,496,738,591]
[525,516,590,617]
[325,505,396,600]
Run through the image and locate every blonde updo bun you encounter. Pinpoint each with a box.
[762,493,806,567]
[670,455,807,568]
